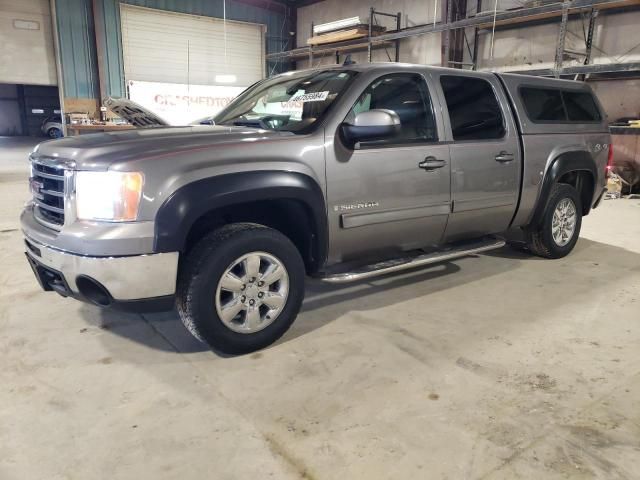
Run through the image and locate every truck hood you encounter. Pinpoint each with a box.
[103,96,169,127]
[32,125,296,171]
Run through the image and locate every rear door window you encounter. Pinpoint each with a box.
[520,87,566,121]
[440,76,505,141]
[563,91,601,122]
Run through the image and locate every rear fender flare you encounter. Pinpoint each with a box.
[531,150,597,226]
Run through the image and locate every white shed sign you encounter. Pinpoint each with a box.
[127,80,246,126]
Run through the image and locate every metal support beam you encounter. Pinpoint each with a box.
[309,22,314,65]
[576,8,599,80]
[16,85,28,136]
[368,7,374,62]
[50,0,67,135]
[288,4,297,71]
[471,0,482,70]
[92,0,108,104]
[508,61,640,76]
[441,0,451,66]
[395,11,401,62]
[449,0,470,68]
[554,0,571,75]
[462,29,474,67]
[584,9,599,66]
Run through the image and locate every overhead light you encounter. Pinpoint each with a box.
[215,74,237,83]
[313,17,361,35]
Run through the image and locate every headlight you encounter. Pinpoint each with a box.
[76,171,144,221]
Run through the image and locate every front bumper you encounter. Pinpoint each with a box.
[24,235,178,313]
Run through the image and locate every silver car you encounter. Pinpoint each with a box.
[41,114,63,138]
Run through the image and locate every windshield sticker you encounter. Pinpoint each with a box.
[290,91,330,103]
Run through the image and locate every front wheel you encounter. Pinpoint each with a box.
[526,183,582,259]
[176,223,305,354]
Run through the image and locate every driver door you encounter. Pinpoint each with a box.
[325,72,451,263]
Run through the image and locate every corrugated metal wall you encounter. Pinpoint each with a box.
[55,0,292,99]
[55,0,100,98]
[100,0,126,98]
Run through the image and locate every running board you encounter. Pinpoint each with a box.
[318,237,506,284]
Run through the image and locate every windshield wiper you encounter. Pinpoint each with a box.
[223,114,267,129]
[225,114,292,130]
[232,119,264,128]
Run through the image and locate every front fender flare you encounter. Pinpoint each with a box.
[154,171,328,262]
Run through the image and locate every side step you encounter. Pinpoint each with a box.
[318,237,506,284]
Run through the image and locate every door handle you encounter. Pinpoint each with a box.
[495,151,515,163]
[418,156,447,170]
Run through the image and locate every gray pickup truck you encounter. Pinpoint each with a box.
[22,63,610,353]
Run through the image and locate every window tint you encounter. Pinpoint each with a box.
[440,75,505,140]
[563,91,601,122]
[520,87,566,121]
[346,73,437,144]
[519,87,602,123]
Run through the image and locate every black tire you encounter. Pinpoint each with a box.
[526,183,582,259]
[47,127,62,139]
[176,223,305,354]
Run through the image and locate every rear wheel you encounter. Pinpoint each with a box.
[526,183,582,259]
[176,223,305,354]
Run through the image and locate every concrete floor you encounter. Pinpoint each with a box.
[1,136,639,479]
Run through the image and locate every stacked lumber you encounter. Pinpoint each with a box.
[307,17,386,46]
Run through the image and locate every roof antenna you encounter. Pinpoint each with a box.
[343,54,356,66]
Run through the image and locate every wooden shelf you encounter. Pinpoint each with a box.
[474,0,640,29]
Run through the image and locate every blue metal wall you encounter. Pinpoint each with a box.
[55,0,100,98]
[55,0,292,99]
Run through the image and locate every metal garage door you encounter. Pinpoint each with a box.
[0,0,57,85]
[120,4,265,87]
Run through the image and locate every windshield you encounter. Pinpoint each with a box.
[214,69,358,133]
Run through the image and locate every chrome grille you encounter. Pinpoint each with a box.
[30,159,66,227]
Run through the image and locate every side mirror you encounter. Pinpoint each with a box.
[340,109,401,148]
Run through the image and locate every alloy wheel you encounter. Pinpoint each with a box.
[214,251,289,334]
[551,198,577,247]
